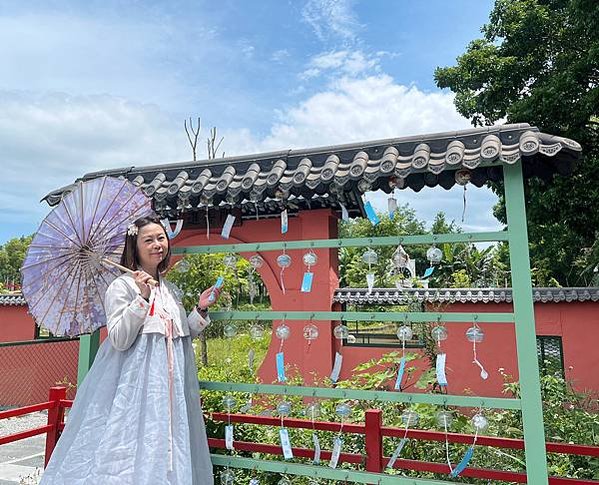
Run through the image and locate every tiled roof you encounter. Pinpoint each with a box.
[333,287,599,305]
[0,293,27,306]
[43,123,581,218]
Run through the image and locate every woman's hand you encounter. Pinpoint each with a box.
[133,270,153,301]
[198,286,221,310]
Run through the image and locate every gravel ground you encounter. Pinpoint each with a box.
[0,412,47,485]
[0,412,48,437]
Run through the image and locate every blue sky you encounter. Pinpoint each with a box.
[0,0,499,244]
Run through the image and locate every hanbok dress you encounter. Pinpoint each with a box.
[40,273,214,485]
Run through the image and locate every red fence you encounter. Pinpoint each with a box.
[0,338,78,407]
[2,387,599,483]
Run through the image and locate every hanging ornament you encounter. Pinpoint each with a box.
[426,245,443,265]
[304,402,321,420]
[437,410,455,475]
[388,193,398,218]
[305,402,321,465]
[362,248,378,294]
[335,402,352,419]
[277,400,292,417]
[431,324,448,345]
[333,323,349,340]
[220,468,235,485]
[223,323,237,338]
[387,409,419,470]
[466,323,489,380]
[249,324,264,340]
[176,258,190,273]
[223,395,237,412]
[390,245,412,287]
[455,169,471,223]
[277,251,292,294]
[249,254,264,269]
[302,322,319,351]
[221,214,235,239]
[281,208,288,234]
[395,322,413,390]
[301,250,318,293]
[248,254,264,304]
[396,325,413,342]
[471,412,488,433]
[276,323,291,341]
[275,321,290,383]
[330,403,351,469]
[223,253,237,269]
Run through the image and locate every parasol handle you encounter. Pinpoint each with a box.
[101,258,159,287]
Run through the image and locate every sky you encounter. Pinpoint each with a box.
[0,0,500,244]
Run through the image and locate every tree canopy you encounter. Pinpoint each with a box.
[435,0,599,286]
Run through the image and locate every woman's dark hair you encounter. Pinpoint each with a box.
[120,215,171,273]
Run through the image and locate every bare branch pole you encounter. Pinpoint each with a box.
[184,117,201,161]
[207,126,225,160]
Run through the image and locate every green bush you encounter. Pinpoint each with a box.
[198,341,599,483]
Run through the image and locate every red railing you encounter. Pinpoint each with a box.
[2,386,599,484]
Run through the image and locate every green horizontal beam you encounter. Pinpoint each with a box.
[209,310,515,323]
[199,381,522,410]
[173,231,508,255]
[211,454,456,484]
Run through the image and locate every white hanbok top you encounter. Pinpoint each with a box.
[105,273,210,351]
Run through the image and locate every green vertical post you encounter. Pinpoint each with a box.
[503,161,549,484]
[77,329,100,386]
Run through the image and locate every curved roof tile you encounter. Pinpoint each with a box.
[42,123,581,218]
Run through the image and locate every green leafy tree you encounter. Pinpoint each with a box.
[435,0,599,286]
[0,235,33,289]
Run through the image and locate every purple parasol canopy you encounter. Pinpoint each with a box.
[21,176,153,337]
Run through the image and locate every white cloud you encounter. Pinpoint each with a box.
[271,49,291,62]
[0,91,190,225]
[301,49,382,79]
[223,74,499,232]
[301,0,361,44]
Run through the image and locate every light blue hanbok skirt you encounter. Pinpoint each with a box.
[40,334,214,485]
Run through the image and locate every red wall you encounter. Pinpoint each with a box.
[336,300,599,397]
[174,209,339,385]
[0,305,36,342]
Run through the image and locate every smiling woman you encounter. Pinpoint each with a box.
[39,214,220,485]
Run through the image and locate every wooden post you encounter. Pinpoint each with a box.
[44,386,66,466]
[364,409,383,472]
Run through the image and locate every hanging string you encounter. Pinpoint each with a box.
[444,418,453,474]
[461,186,467,223]
[205,207,210,240]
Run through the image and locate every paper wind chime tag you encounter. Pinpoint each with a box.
[450,446,474,477]
[363,201,380,225]
[339,202,349,222]
[329,436,343,469]
[394,356,406,390]
[225,424,234,450]
[366,273,375,293]
[436,353,448,387]
[249,479,260,485]
[276,352,286,382]
[279,428,293,459]
[312,433,321,464]
[221,214,236,239]
[301,271,314,292]
[386,438,408,470]
[388,196,398,218]
[281,209,288,234]
[330,351,343,383]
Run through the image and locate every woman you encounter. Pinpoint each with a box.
[41,215,217,485]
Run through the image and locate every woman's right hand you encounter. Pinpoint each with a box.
[133,270,153,300]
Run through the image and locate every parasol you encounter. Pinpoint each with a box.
[21,176,153,337]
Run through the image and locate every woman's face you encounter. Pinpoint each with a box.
[136,223,169,273]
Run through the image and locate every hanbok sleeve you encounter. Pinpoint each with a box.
[187,307,211,339]
[105,278,150,351]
